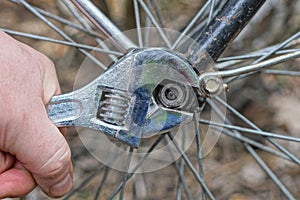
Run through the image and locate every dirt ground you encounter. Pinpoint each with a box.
[0,0,299,199]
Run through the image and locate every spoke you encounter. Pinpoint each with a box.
[176,131,186,200]
[163,138,194,200]
[188,1,225,39]
[94,167,111,200]
[214,97,300,165]
[253,31,300,64]
[70,0,136,51]
[133,0,143,47]
[173,159,194,200]
[143,0,152,47]
[9,0,101,38]
[194,108,206,200]
[12,0,120,61]
[200,119,300,143]
[176,126,188,200]
[213,13,300,79]
[246,145,295,199]
[0,28,122,55]
[218,48,300,67]
[171,0,211,50]
[119,147,134,200]
[173,161,194,200]
[227,47,300,83]
[210,126,293,161]
[207,0,216,25]
[205,100,294,161]
[137,0,171,48]
[62,0,91,30]
[18,0,107,70]
[176,158,184,200]
[107,134,166,200]
[167,133,215,200]
[263,69,300,76]
[62,0,119,62]
[223,50,300,78]
[64,165,106,199]
[216,59,245,70]
[199,50,300,82]
[63,151,123,199]
[148,0,164,27]
[207,100,296,199]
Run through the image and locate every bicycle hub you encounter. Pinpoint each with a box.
[155,80,188,109]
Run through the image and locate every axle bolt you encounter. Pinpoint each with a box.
[200,76,223,97]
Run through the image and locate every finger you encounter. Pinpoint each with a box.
[38,53,73,196]
[0,151,15,173]
[0,161,36,198]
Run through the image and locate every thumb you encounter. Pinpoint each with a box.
[14,58,73,197]
[15,100,73,197]
[36,51,73,197]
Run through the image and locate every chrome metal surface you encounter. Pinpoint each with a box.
[70,0,136,51]
[47,48,199,147]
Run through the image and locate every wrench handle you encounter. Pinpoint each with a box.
[47,93,82,127]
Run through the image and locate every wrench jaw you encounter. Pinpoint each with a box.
[90,48,200,147]
[131,49,200,139]
[142,86,198,138]
[142,107,194,137]
[47,48,200,148]
[142,79,198,137]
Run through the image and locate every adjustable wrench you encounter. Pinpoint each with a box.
[47,48,200,147]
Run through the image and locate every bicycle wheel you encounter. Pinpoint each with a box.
[1,0,299,199]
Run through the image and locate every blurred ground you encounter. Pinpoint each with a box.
[0,0,299,199]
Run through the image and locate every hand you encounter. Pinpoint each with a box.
[0,31,73,198]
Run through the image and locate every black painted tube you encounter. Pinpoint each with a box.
[188,0,266,73]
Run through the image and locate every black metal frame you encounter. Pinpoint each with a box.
[188,0,266,72]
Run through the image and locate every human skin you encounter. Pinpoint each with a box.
[0,31,73,198]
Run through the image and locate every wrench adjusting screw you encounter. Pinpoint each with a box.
[97,88,131,126]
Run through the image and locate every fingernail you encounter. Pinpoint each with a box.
[50,173,72,197]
